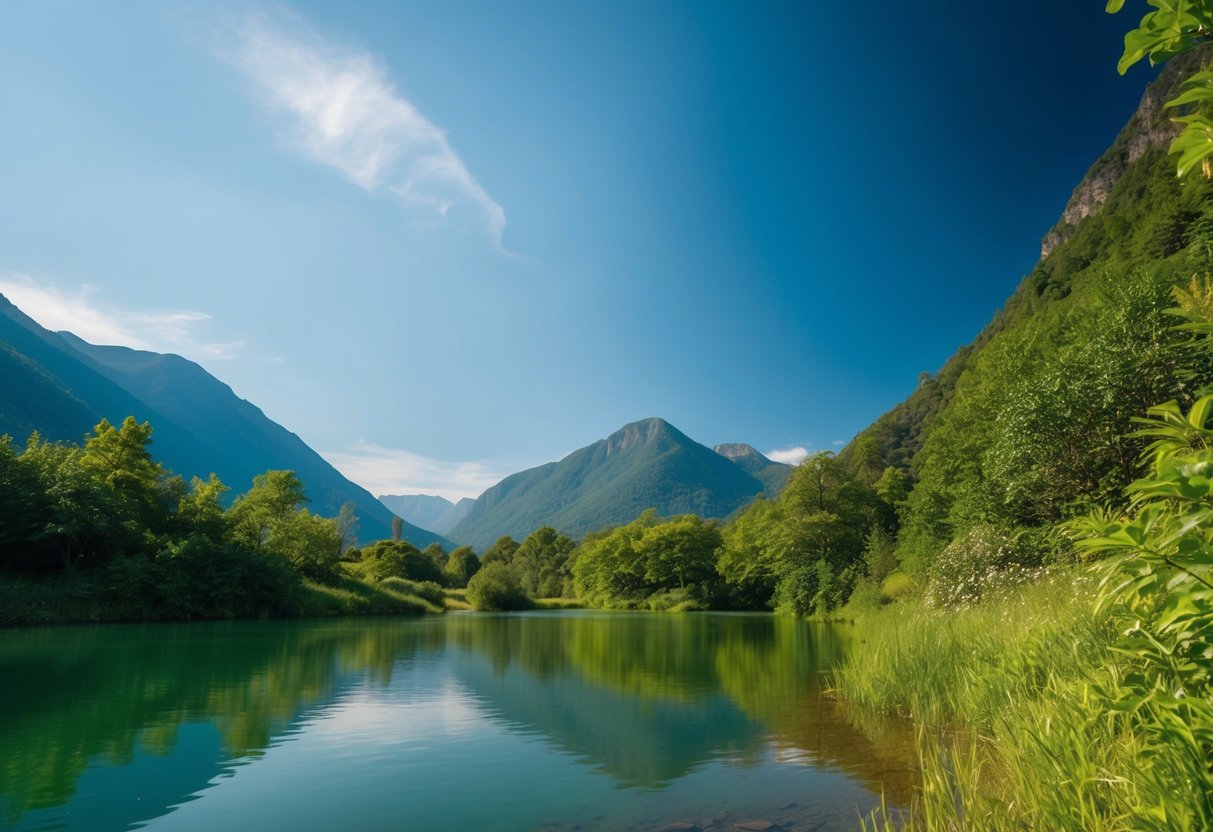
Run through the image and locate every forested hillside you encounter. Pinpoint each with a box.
[841,46,1213,572]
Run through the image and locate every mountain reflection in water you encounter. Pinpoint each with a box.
[0,612,915,832]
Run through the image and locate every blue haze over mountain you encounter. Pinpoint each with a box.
[0,294,447,549]
[377,494,474,536]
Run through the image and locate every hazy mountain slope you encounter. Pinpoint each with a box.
[57,333,450,548]
[377,494,473,536]
[0,295,446,547]
[448,418,766,549]
[0,295,227,481]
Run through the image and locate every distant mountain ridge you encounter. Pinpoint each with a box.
[447,418,789,549]
[378,494,474,535]
[713,443,791,496]
[0,294,447,549]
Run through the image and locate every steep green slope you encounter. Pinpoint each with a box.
[449,418,766,549]
[841,48,1213,569]
[0,296,446,548]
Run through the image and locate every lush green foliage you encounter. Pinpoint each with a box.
[0,418,438,623]
[572,511,724,609]
[510,526,576,597]
[715,453,898,614]
[465,562,532,611]
[830,18,1213,829]
[1111,0,1213,175]
[443,545,481,587]
[356,539,448,585]
[480,535,520,564]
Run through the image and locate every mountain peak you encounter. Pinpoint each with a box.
[713,443,769,464]
[448,417,766,548]
[604,417,683,455]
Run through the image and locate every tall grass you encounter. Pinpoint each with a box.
[840,570,1209,830]
[295,574,442,617]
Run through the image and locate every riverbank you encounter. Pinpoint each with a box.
[0,569,442,627]
[835,568,1207,830]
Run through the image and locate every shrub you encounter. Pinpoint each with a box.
[465,563,532,611]
[379,577,446,607]
[924,525,1041,609]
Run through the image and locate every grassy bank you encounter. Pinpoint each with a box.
[836,570,1208,830]
[0,567,441,627]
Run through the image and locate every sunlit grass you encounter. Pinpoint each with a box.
[841,570,1209,830]
[443,588,472,611]
[532,597,585,609]
[297,575,440,617]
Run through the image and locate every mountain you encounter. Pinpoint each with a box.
[837,48,1213,565]
[447,417,770,549]
[377,494,474,535]
[713,443,791,496]
[0,295,447,548]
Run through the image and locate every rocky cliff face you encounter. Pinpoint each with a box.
[713,443,766,463]
[604,417,674,455]
[1039,51,1201,259]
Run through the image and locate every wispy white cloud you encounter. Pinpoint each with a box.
[0,273,245,360]
[224,10,506,246]
[322,440,524,502]
[766,445,810,466]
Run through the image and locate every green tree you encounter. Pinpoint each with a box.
[228,470,309,549]
[716,498,787,609]
[572,517,650,607]
[0,435,51,569]
[424,542,448,569]
[480,535,520,565]
[227,471,341,583]
[174,474,229,542]
[636,516,722,604]
[512,526,576,597]
[22,436,129,573]
[360,540,446,584]
[465,562,531,611]
[770,452,874,614]
[444,546,481,587]
[80,417,167,527]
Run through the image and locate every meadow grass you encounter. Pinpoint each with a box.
[532,597,585,610]
[840,570,1210,831]
[443,588,472,611]
[296,573,441,617]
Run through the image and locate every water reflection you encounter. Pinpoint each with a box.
[0,613,916,831]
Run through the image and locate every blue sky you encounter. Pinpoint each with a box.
[0,1,1158,499]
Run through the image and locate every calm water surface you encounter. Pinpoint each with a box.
[0,612,915,832]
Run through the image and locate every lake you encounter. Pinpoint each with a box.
[0,612,915,832]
